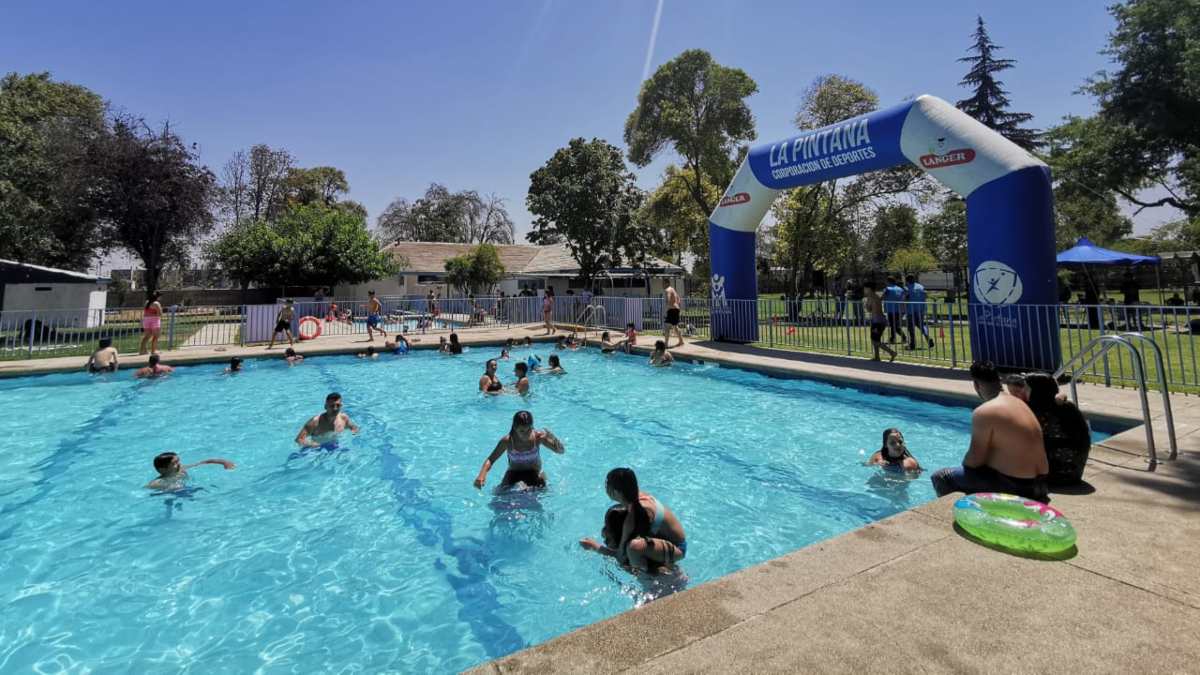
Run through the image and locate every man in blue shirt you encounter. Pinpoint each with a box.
[882,276,907,344]
[904,274,934,349]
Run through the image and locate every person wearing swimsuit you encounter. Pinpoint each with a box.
[473,410,564,490]
[603,467,687,571]
[867,428,922,472]
[139,292,163,355]
[479,359,504,394]
[542,288,555,335]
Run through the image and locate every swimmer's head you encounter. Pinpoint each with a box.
[654,340,666,352]
[524,336,532,345]
[153,451,180,476]
[98,337,112,349]
[365,346,375,356]
[549,354,561,368]
[505,338,514,347]
[324,392,342,414]
[449,333,459,344]
[285,347,296,357]
[499,348,509,358]
[602,505,628,549]
[881,428,905,457]
[229,357,243,371]
[148,354,160,366]
[605,467,639,506]
[601,331,610,341]
[510,410,533,434]
[1023,372,1062,411]
[485,359,498,373]
[515,361,528,377]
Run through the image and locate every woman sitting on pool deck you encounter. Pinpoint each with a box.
[479,359,504,394]
[867,428,922,472]
[601,467,687,572]
[473,410,564,490]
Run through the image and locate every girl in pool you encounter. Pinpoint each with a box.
[479,359,504,394]
[543,354,566,374]
[867,428,922,472]
[598,468,687,572]
[579,505,664,573]
[473,410,565,490]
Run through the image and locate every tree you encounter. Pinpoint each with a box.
[246,144,293,222]
[284,166,350,207]
[887,247,939,276]
[377,184,514,245]
[217,149,250,227]
[527,138,647,286]
[955,16,1039,151]
[771,186,855,293]
[625,49,758,216]
[0,72,108,269]
[203,220,282,291]
[269,205,398,289]
[89,117,216,294]
[922,197,969,282]
[867,204,919,270]
[443,243,506,295]
[1049,0,1200,218]
[638,164,719,268]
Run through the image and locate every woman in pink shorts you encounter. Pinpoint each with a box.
[139,291,163,355]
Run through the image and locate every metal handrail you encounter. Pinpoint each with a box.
[579,304,607,336]
[1054,335,1159,470]
[1119,332,1178,460]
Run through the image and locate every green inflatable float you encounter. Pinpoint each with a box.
[953,492,1077,554]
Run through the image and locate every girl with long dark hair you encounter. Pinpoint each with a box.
[473,410,564,490]
[139,291,163,355]
[586,467,686,571]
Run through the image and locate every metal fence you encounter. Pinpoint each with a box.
[6,294,1200,392]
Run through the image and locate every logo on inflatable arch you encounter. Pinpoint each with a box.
[719,192,751,207]
[973,260,1023,305]
[920,148,975,169]
[711,273,729,310]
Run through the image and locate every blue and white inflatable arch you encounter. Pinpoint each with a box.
[708,94,1058,370]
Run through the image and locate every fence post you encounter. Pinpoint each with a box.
[27,310,36,358]
[844,304,852,356]
[240,306,247,346]
[949,301,958,368]
[167,305,178,350]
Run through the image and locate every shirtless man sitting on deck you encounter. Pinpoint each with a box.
[295,392,360,449]
[931,360,1049,502]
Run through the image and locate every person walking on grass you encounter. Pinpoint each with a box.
[882,276,907,345]
[663,284,683,348]
[139,292,163,355]
[268,299,296,349]
[863,282,897,363]
[904,274,934,350]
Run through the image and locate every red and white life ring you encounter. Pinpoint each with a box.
[298,316,322,340]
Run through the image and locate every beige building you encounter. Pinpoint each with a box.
[337,242,684,299]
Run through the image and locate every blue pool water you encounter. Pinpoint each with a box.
[0,347,1108,671]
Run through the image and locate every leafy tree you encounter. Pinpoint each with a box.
[443,243,506,295]
[0,72,107,269]
[526,137,647,286]
[204,220,282,291]
[89,117,216,294]
[887,247,939,276]
[922,198,969,281]
[246,144,293,222]
[867,204,919,270]
[638,164,719,268]
[625,49,758,215]
[955,16,1039,151]
[284,166,350,207]
[377,183,513,244]
[771,186,855,293]
[1051,0,1200,217]
[266,205,398,289]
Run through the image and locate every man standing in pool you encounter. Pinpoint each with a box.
[295,392,360,449]
[930,361,1049,502]
[146,452,235,491]
[366,290,386,342]
[663,284,683,348]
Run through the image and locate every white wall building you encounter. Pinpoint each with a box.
[0,260,109,327]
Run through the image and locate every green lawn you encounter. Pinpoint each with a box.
[0,314,228,362]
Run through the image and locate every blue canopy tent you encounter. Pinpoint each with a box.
[1056,237,1163,319]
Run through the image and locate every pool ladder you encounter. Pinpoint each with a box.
[578,304,607,338]
[1053,332,1177,471]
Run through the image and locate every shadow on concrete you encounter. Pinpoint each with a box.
[952,523,1078,561]
[1051,481,1097,496]
[687,341,976,382]
[1102,452,1200,510]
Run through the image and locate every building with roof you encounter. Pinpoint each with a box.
[0,259,109,327]
[337,242,685,299]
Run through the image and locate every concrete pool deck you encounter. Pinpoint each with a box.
[2,327,1197,672]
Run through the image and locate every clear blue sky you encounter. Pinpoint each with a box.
[1,0,1164,269]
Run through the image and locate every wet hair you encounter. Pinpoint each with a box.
[365,346,375,356]
[230,357,243,370]
[548,354,561,368]
[325,392,341,403]
[969,360,1000,385]
[285,347,297,357]
[153,451,178,473]
[601,331,610,341]
[449,333,460,343]
[485,358,498,371]
[879,428,908,457]
[145,292,160,308]
[148,354,160,366]
[510,410,534,433]
[606,468,651,538]
[603,505,629,549]
[524,336,532,344]
[499,348,509,357]
[98,337,112,349]
[1024,372,1061,412]
[655,340,666,351]
[515,361,528,375]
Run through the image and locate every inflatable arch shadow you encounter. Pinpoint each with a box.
[707,95,1058,371]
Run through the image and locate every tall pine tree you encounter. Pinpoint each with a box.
[956,16,1039,151]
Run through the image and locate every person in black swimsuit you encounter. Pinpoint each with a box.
[867,428,922,472]
[479,359,504,394]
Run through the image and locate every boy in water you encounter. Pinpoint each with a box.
[284,347,304,365]
[224,357,244,373]
[145,452,235,491]
[86,338,119,373]
[623,323,637,353]
[295,392,360,449]
[268,299,296,349]
[650,340,674,367]
[135,353,175,379]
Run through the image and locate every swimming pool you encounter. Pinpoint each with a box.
[0,347,1107,672]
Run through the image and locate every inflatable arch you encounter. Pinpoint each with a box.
[707,94,1059,370]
